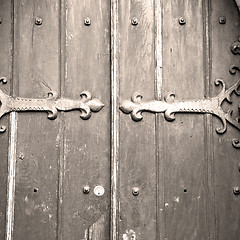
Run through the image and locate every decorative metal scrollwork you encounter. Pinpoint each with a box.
[0,89,104,120]
[120,79,240,134]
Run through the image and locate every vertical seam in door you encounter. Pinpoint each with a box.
[111,0,120,240]
[57,0,66,239]
[203,1,216,239]
[6,1,18,239]
[155,0,164,239]
[5,112,18,240]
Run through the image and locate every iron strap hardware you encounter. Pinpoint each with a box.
[120,78,240,138]
[0,89,104,120]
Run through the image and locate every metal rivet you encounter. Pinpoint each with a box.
[233,187,240,195]
[0,125,6,133]
[178,17,186,25]
[219,16,226,24]
[132,187,139,196]
[0,77,7,84]
[84,17,91,26]
[131,17,138,26]
[94,186,105,197]
[83,186,90,194]
[35,17,43,26]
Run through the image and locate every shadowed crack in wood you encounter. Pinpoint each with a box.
[120,79,240,134]
[0,89,104,120]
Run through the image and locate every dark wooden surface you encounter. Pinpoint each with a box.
[0,0,239,239]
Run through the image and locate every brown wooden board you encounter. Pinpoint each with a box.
[211,0,240,239]
[13,1,60,239]
[161,1,208,239]
[61,0,111,239]
[0,0,11,238]
[119,1,157,239]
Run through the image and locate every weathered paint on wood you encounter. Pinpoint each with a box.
[61,0,111,239]
[0,0,11,238]
[211,0,240,239]
[119,1,157,239]
[13,1,60,239]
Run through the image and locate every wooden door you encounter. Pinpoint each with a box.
[0,0,239,240]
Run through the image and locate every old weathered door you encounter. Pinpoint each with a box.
[0,0,239,239]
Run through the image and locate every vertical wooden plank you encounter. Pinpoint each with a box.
[211,1,240,239]
[161,1,208,239]
[0,1,11,237]
[62,0,111,238]
[13,1,60,239]
[119,1,157,239]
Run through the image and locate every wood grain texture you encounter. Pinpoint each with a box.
[211,1,240,239]
[62,0,111,239]
[119,1,157,239]
[0,0,11,238]
[161,1,208,239]
[13,1,60,239]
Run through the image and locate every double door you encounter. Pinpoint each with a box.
[0,0,240,239]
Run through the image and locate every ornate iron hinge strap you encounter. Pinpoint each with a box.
[0,89,104,120]
[120,79,240,135]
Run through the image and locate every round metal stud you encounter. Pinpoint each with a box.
[84,17,91,26]
[0,125,6,133]
[219,16,226,24]
[132,187,139,196]
[178,17,186,25]
[131,17,138,26]
[35,17,43,26]
[233,187,240,195]
[0,77,7,84]
[83,186,90,194]
[94,186,104,197]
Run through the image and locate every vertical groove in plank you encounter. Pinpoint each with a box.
[154,0,164,239]
[110,0,120,240]
[57,0,66,239]
[203,1,216,239]
[6,112,18,240]
[0,0,12,238]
